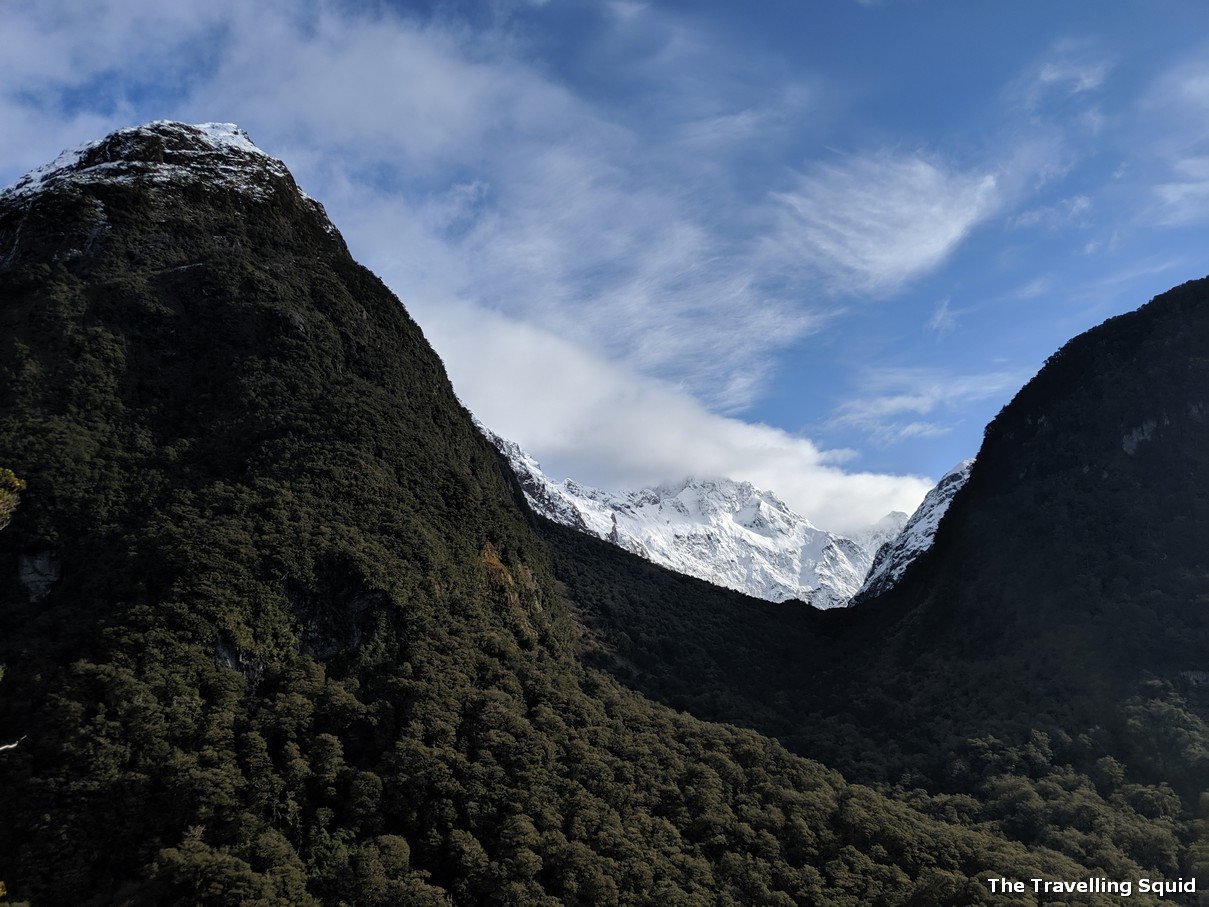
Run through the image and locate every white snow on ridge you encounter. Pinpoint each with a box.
[853,458,974,603]
[1,121,293,203]
[482,424,907,609]
[194,122,270,157]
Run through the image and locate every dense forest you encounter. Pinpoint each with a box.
[0,122,1205,904]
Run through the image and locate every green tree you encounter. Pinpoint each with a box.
[0,470,26,905]
[0,469,23,755]
[0,467,22,531]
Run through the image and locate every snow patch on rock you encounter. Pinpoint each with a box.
[1,121,328,216]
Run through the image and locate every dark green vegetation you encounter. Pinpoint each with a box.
[0,124,1204,904]
[0,468,23,531]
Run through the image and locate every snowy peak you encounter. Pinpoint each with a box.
[0,122,341,271]
[482,425,904,609]
[626,477,811,537]
[853,458,974,604]
[846,510,910,557]
[2,122,298,204]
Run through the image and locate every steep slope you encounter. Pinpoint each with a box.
[851,459,973,604]
[484,428,904,608]
[0,121,1164,906]
[847,281,1209,772]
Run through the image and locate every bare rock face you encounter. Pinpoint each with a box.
[17,550,59,602]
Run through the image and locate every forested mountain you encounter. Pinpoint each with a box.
[848,279,1209,793]
[0,122,1204,905]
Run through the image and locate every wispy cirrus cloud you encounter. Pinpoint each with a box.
[928,298,958,335]
[1154,157,1209,226]
[1013,40,1111,113]
[1008,194,1092,231]
[1140,58,1209,227]
[829,367,1028,447]
[1036,59,1109,95]
[766,152,1000,297]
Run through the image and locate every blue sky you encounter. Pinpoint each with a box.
[2,0,1207,532]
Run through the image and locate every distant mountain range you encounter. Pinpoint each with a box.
[483,426,971,609]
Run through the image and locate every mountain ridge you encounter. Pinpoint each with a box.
[852,458,973,604]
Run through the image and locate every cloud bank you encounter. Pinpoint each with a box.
[418,301,934,534]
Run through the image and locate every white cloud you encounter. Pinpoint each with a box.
[928,298,957,335]
[1154,157,1209,226]
[767,153,999,296]
[1014,276,1053,299]
[1153,57,1209,111]
[1036,60,1108,95]
[417,300,933,534]
[0,0,230,90]
[191,9,556,169]
[1013,41,1111,113]
[321,131,824,410]
[609,2,648,22]
[0,0,242,183]
[829,367,1027,448]
[1008,194,1091,230]
[1131,55,1209,228]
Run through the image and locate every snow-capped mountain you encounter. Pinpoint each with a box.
[483,427,906,609]
[852,458,975,604]
[1,121,338,237]
[5,122,284,200]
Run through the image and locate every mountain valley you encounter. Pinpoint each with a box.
[0,122,1206,905]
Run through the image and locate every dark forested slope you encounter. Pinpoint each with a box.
[851,280,1209,784]
[0,122,1200,905]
